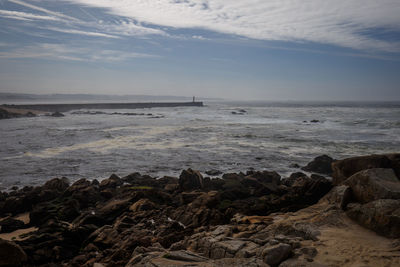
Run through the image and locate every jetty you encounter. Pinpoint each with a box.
[1,101,203,113]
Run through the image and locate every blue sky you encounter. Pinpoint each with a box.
[0,0,399,101]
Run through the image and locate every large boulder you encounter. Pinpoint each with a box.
[179,169,204,191]
[346,199,400,238]
[344,168,400,203]
[320,185,352,210]
[301,155,334,175]
[331,154,400,185]
[0,239,27,267]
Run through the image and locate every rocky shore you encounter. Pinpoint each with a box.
[0,154,399,266]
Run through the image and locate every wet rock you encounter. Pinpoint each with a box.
[261,243,292,266]
[331,153,400,185]
[346,199,400,238]
[344,168,400,203]
[179,169,204,191]
[0,239,27,267]
[301,155,334,175]
[50,111,64,117]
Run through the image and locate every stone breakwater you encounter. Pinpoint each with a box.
[0,154,399,267]
[2,102,203,113]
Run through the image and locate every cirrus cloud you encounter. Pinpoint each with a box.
[65,0,400,52]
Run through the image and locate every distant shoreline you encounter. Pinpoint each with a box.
[1,101,204,113]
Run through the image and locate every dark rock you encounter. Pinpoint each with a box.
[0,239,27,267]
[310,120,320,123]
[50,111,64,117]
[129,198,156,212]
[346,199,400,238]
[331,153,400,185]
[99,174,123,189]
[301,155,334,175]
[42,177,70,192]
[205,169,223,176]
[179,169,204,191]
[0,218,25,233]
[344,168,400,203]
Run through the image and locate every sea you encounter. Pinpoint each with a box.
[1,101,399,189]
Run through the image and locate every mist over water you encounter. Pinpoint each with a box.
[1,101,399,189]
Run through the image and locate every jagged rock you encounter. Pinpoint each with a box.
[332,153,400,185]
[320,185,352,209]
[129,199,156,212]
[163,250,209,262]
[0,239,28,267]
[301,155,334,175]
[345,168,400,203]
[346,199,400,238]
[42,177,70,192]
[261,243,292,266]
[100,174,123,189]
[179,169,204,191]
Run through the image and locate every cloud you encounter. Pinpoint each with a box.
[65,0,400,52]
[0,43,157,62]
[8,0,80,22]
[0,9,61,21]
[45,27,120,39]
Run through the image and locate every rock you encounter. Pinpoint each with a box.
[301,155,334,175]
[0,239,27,267]
[50,111,64,117]
[320,185,352,209]
[163,250,209,262]
[346,199,400,238]
[100,174,123,189]
[261,243,292,266]
[331,153,400,185]
[129,198,156,212]
[344,168,400,203]
[310,120,320,123]
[0,218,25,233]
[179,169,204,191]
[42,177,70,192]
[205,169,223,176]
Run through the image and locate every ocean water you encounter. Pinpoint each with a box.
[1,101,399,189]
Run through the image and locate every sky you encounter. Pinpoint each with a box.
[0,0,400,101]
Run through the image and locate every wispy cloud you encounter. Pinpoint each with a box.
[45,27,120,39]
[0,9,61,21]
[0,43,158,62]
[66,0,400,53]
[8,0,80,22]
